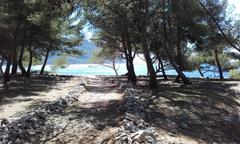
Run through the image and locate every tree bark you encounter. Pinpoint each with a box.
[122,36,137,84]
[19,27,27,75]
[159,57,167,80]
[40,44,51,75]
[10,19,22,75]
[19,46,26,75]
[25,37,33,77]
[141,36,157,88]
[11,47,18,75]
[197,67,204,78]
[4,59,11,83]
[140,0,157,88]
[155,47,167,80]
[124,50,137,84]
[112,58,119,76]
[0,58,3,74]
[214,50,224,80]
[162,0,190,85]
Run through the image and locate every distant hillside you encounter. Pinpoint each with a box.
[47,40,97,64]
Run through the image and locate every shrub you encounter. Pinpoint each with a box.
[229,69,240,79]
[50,56,69,72]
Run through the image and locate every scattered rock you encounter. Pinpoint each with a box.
[0,82,86,143]
[103,87,161,144]
[1,119,9,127]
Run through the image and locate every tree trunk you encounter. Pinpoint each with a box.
[142,38,157,88]
[122,37,137,84]
[25,37,33,77]
[0,58,3,74]
[19,45,26,75]
[125,52,137,84]
[11,47,18,75]
[112,58,119,76]
[10,19,22,75]
[128,56,137,83]
[4,59,11,83]
[172,61,191,84]
[40,47,51,75]
[140,0,157,88]
[214,50,224,80]
[159,58,167,80]
[19,27,27,75]
[162,0,190,85]
[155,47,167,80]
[198,67,204,78]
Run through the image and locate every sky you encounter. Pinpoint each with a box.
[228,0,240,18]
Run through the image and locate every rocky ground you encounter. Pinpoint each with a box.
[0,76,240,144]
[0,75,82,121]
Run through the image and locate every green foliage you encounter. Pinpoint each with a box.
[22,51,42,67]
[189,52,239,71]
[50,56,69,72]
[229,69,240,79]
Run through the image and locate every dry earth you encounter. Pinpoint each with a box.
[0,75,81,121]
[0,76,240,144]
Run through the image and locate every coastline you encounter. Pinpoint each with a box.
[32,63,230,78]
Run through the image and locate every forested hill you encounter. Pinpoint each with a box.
[47,40,97,64]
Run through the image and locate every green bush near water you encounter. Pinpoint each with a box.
[50,56,69,73]
[229,69,240,79]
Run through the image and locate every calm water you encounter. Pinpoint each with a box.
[32,64,229,78]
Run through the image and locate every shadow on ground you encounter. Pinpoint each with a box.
[144,80,240,143]
[0,75,73,106]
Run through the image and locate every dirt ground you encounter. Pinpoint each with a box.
[46,77,124,144]
[0,75,81,121]
[0,76,240,143]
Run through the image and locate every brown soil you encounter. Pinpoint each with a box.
[46,77,124,144]
[1,76,240,144]
[0,75,81,121]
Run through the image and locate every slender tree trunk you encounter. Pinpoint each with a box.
[11,47,18,75]
[10,19,22,75]
[112,58,119,76]
[40,47,51,75]
[4,59,11,83]
[19,27,27,75]
[162,0,190,85]
[19,45,26,75]
[140,1,157,88]
[214,50,224,80]
[155,46,167,80]
[25,37,33,77]
[159,57,167,80]
[0,58,3,74]
[122,38,137,84]
[128,55,137,83]
[197,67,204,78]
[142,38,157,88]
[124,51,137,84]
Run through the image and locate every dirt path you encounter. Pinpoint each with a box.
[46,77,124,144]
[0,76,81,122]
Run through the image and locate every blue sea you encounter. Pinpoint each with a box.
[32,64,229,78]
[41,41,230,78]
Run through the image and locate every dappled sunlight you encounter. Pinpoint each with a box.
[145,80,240,143]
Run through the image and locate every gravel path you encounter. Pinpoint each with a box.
[45,77,124,144]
